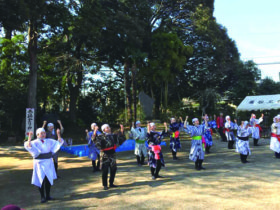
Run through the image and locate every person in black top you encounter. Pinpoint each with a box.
[93,124,126,190]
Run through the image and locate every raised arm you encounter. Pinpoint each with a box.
[117,124,126,145]
[92,126,99,141]
[234,119,238,129]
[164,122,168,133]
[56,129,63,143]
[184,116,189,128]
[258,114,264,124]
[57,120,64,134]
[179,117,183,123]
[204,114,208,127]
[85,129,90,140]
[27,131,33,148]
[147,122,151,134]
[42,121,47,129]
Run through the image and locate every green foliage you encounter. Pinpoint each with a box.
[256,77,280,95]
[0,35,29,141]
[227,60,261,104]
[0,0,263,141]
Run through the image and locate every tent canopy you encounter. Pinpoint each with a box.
[237,94,280,111]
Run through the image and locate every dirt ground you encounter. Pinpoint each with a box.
[1,136,280,210]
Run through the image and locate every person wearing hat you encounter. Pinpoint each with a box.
[131,121,148,166]
[224,116,238,149]
[42,120,64,175]
[147,122,168,180]
[249,113,264,146]
[235,121,253,163]
[85,123,101,172]
[270,116,280,158]
[24,128,64,203]
[93,124,126,190]
[169,117,183,160]
[183,115,208,170]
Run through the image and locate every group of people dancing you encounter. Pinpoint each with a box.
[25,111,279,204]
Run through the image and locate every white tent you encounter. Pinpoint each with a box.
[237,94,280,111]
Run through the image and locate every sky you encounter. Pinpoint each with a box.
[214,0,280,81]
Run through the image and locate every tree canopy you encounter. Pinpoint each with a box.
[0,0,263,141]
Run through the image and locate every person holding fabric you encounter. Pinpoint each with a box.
[24,128,64,203]
[85,123,101,172]
[130,121,148,166]
[270,116,280,158]
[42,120,64,175]
[249,113,264,146]
[169,117,183,160]
[147,122,168,180]
[183,115,208,170]
[224,116,238,149]
[216,113,226,142]
[93,124,126,190]
[235,121,253,163]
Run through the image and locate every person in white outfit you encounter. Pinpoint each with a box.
[235,121,253,163]
[249,113,264,146]
[131,121,148,166]
[24,128,64,203]
[270,116,280,158]
[224,116,238,149]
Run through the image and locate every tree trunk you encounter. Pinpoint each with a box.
[67,67,83,122]
[3,28,12,75]
[164,81,168,114]
[27,19,38,128]
[131,64,137,122]
[124,60,132,123]
[66,42,84,122]
[4,28,12,39]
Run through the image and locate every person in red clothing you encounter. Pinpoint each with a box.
[216,113,227,142]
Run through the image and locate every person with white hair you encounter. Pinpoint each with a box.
[24,128,64,203]
[224,116,238,149]
[183,115,208,170]
[249,113,264,146]
[147,122,168,180]
[270,116,280,158]
[85,123,101,172]
[169,117,183,160]
[131,121,148,166]
[235,121,254,163]
[42,120,64,176]
[93,124,126,190]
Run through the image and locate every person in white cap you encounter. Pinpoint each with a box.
[249,113,264,146]
[42,120,64,175]
[235,121,253,163]
[169,117,183,160]
[224,116,238,149]
[184,115,208,170]
[93,124,126,190]
[24,128,64,203]
[131,121,148,166]
[270,116,280,158]
[147,122,168,180]
[85,123,101,172]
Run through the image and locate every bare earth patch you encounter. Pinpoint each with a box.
[1,137,280,210]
